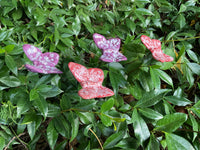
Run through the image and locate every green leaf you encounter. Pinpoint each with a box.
[54,115,70,138]
[126,18,136,33]
[101,98,114,113]
[33,96,48,118]
[186,50,199,63]
[35,75,53,88]
[5,45,15,53]
[0,76,21,87]
[55,141,68,150]
[177,45,185,61]
[0,125,12,135]
[47,104,61,117]
[17,97,31,117]
[72,15,81,37]
[139,108,163,120]
[176,14,186,29]
[166,31,178,41]
[47,120,58,150]
[187,63,200,75]
[27,115,42,140]
[146,134,160,150]
[178,4,187,13]
[155,113,187,132]
[38,85,63,98]
[189,113,198,141]
[164,96,192,106]
[123,43,145,60]
[109,70,126,94]
[105,11,115,25]
[69,112,79,142]
[190,100,200,118]
[132,109,150,143]
[76,112,95,124]
[68,0,74,9]
[0,137,5,150]
[5,55,18,76]
[165,133,195,150]
[30,89,40,101]
[103,131,125,149]
[150,67,161,89]
[135,89,169,108]
[115,137,140,149]
[185,65,194,88]
[154,69,173,87]
[54,28,60,46]
[12,8,22,20]
[135,8,154,15]
[100,113,112,127]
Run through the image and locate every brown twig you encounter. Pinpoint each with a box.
[89,128,104,150]
[4,132,28,150]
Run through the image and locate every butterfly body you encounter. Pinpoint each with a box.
[141,35,174,62]
[93,33,127,62]
[23,44,62,74]
[68,62,114,99]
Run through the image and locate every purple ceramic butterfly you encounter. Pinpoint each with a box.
[23,44,63,74]
[93,33,127,62]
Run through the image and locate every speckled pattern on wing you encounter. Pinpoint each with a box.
[93,33,127,62]
[68,62,114,99]
[141,35,174,62]
[23,44,62,74]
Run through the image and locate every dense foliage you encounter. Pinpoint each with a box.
[0,0,200,149]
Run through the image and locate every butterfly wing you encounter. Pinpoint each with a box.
[68,62,89,83]
[25,64,45,73]
[152,50,174,62]
[25,64,62,74]
[100,52,127,62]
[93,33,109,50]
[78,86,114,99]
[78,87,97,99]
[100,53,115,62]
[115,52,127,62]
[141,35,161,52]
[108,38,121,51]
[42,52,60,67]
[88,68,104,84]
[96,86,114,98]
[23,44,42,62]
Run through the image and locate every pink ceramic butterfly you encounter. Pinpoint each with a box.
[68,62,114,99]
[141,35,174,62]
[93,33,127,62]
[23,44,63,74]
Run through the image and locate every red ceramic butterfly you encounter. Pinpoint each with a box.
[68,62,114,99]
[23,44,62,74]
[141,35,174,62]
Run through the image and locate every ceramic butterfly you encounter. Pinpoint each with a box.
[93,33,127,62]
[141,35,174,62]
[23,44,63,74]
[68,62,114,99]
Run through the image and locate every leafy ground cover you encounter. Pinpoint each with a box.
[0,0,200,149]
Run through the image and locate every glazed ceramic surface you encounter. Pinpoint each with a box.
[68,62,114,99]
[23,44,62,74]
[141,35,174,62]
[93,33,127,62]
